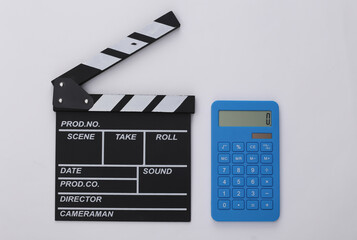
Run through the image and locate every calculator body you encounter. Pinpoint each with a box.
[211,101,279,221]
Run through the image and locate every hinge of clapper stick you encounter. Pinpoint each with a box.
[52,11,194,113]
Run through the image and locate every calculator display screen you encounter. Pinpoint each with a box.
[219,111,272,127]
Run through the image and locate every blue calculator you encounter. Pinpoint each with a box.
[211,101,280,221]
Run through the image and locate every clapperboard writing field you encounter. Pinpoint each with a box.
[52,12,195,221]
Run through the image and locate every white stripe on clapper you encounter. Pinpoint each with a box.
[153,95,187,112]
[58,192,187,196]
[89,95,125,112]
[121,95,156,112]
[110,37,148,55]
[83,53,120,71]
[58,207,187,211]
[137,22,175,39]
[58,177,136,181]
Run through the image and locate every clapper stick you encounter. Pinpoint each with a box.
[52,11,193,113]
[52,11,194,222]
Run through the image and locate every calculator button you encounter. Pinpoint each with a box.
[247,188,259,198]
[232,188,245,198]
[261,177,273,186]
[261,189,273,198]
[247,165,259,175]
[218,154,230,163]
[218,166,230,175]
[261,200,273,210]
[218,188,230,198]
[218,143,230,152]
[232,177,245,186]
[232,200,245,210]
[218,200,230,210]
[232,142,244,152]
[247,143,258,152]
[247,201,259,210]
[218,177,230,186]
[246,177,258,187]
[261,154,273,164]
[246,154,259,163]
[232,165,244,175]
[261,166,273,175]
[232,154,244,163]
[261,142,273,152]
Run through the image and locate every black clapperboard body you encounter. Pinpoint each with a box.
[52,12,194,222]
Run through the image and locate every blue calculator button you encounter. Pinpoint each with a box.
[246,177,259,187]
[247,142,258,152]
[247,188,259,198]
[261,142,273,152]
[232,166,244,175]
[261,201,273,210]
[262,189,273,198]
[232,154,244,163]
[261,166,273,175]
[232,188,245,198]
[232,177,245,186]
[232,142,244,152]
[218,200,230,210]
[246,154,259,163]
[218,154,230,163]
[232,200,245,210]
[261,154,273,164]
[218,188,230,198]
[218,142,230,152]
[218,166,230,175]
[218,177,230,186]
[247,165,259,175]
[261,177,273,186]
[247,201,259,210]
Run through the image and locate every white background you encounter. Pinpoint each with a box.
[1,0,357,239]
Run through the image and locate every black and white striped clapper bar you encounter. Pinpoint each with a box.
[51,12,194,222]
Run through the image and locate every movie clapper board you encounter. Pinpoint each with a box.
[52,12,195,222]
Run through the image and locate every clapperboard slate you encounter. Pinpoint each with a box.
[51,12,195,222]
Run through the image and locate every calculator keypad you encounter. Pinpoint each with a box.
[217,142,274,210]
